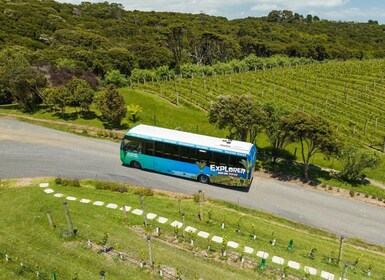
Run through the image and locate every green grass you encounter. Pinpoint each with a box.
[1,179,385,279]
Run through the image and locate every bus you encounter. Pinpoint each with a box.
[120,125,256,187]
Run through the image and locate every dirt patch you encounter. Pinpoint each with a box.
[255,170,385,208]
[14,177,36,187]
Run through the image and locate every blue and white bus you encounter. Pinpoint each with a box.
[120,125,256,187]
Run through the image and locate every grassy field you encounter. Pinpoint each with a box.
[1,178,385,279]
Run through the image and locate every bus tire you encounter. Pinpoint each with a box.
[130,161,142,169]
[198,174,209,184]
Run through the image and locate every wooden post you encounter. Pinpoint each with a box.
[122,205,128,222]
[198,190,203,221]
[178,199,182,213]
[337,236,345,264]
[63,202,74,236]
[46,211,56,229]
[140,195,147,227]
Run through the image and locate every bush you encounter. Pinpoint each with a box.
[55,177,80,187]
[95,181,128,193]
[349,190,355,197]
[133,187,153,196]
[365,194,369,198]
[328,186,333,191]
[378,197,383,202]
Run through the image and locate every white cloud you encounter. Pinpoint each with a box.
[251,0,349,12]
[319,7,385,22]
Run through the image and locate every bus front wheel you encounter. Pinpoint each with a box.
[130,161,142,169]
[198,174,209,184]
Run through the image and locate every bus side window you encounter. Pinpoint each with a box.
[180,146,197,163]
[214,153,229,166]
[163,143,180,160]
[143,140,154,156]
[197,149,212,163]
[154,142,164,158]
[229,156,244,168]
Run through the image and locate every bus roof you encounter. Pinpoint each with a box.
[126,124,254,157]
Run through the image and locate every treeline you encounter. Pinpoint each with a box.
[209,95,382,182]
[1,0,385,79]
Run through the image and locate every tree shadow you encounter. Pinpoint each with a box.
[53,111,78,121]
[262,159,334,186]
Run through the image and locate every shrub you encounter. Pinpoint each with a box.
[365,194,369,198]
[378,197,383,202]
[371,195,376,199]
[349,190,355,197]
[133,187,153,196]
[62,178,80,187]
[55,177,80,187]
[95,181,128,193]
[328,186,333,191]
[97,130,104,137]
[356,192,360,196]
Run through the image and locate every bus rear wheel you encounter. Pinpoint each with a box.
[198,174,209,184]
[130,161,142,169]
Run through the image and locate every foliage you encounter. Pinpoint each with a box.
[42,86,69,114]
[209,94,263,142]
[65,78,95,113]
[54,177,80,187]
[95,181,128,193]
[262,103,292,162]
[133,187,154,196]
[98,85,127,127]
[0,47,46,111]
[104,70,128,88]
[127,104,143,123]
[284,112,338,181]
[338,145,381,182]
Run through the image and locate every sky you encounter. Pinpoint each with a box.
[57,0,385,24]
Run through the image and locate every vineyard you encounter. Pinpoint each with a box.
[134,59,385,152]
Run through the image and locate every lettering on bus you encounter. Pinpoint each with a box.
[210,165,246,174]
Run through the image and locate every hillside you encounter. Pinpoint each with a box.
[1,178,385,279]
[1,0,385,78]
[136,59,385,151]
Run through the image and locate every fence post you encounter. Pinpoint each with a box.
[46,211,56,229]
[63,201,74,236]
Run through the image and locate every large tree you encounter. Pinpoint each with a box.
[0,48,46,112]
[66,78,95,113]
[209,94,263,143]
[98,85,127,127]
[42,86,69,115]
[285,112,338,181]
[262,102,292,163]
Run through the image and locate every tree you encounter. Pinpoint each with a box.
[66,78,95,113]
[0,48,46,112]
[262,103,292,162]
[338,145,381,182]
[105,70,128,88]
[98,85,126,127]
[127,104,142,123]
[42,86,69,115]
[209,95,263,142]
[285,112,338,181]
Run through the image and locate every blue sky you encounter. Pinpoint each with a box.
[57,0,385,23]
